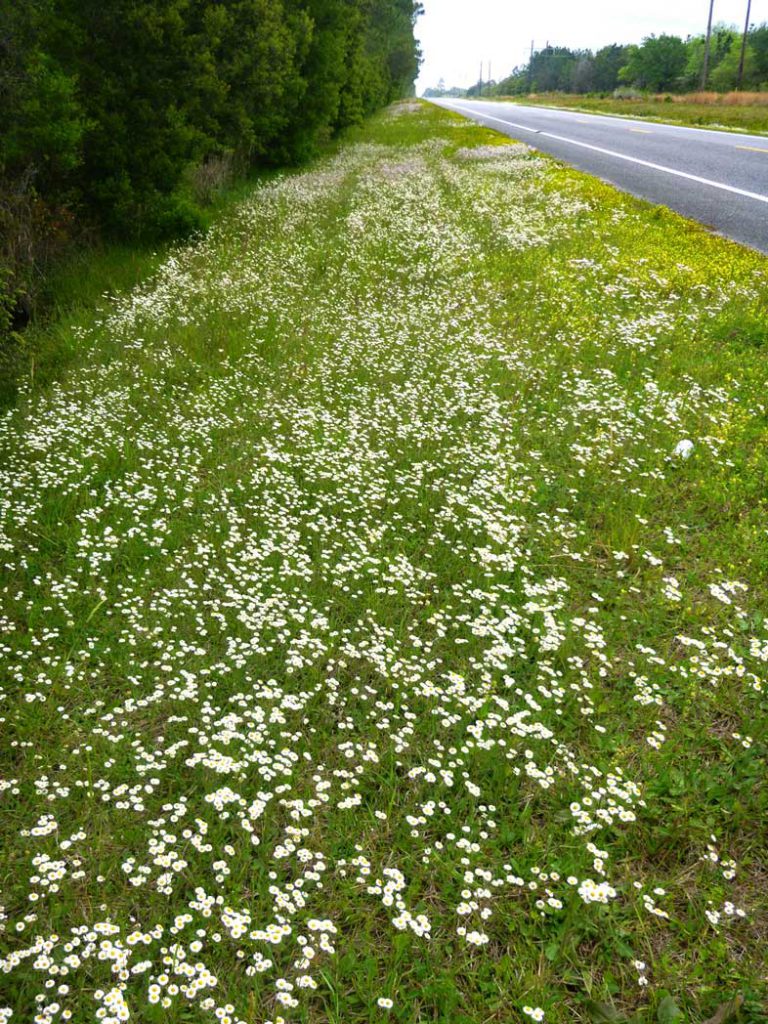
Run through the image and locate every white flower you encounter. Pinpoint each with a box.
[522,1007,545,1022]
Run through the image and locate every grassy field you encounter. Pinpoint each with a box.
[1,100,767,1024]
[493,93,768,135]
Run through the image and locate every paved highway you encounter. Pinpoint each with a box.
[433,99,768,253]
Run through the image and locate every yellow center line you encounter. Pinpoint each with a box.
[630,128,653,134]
[736,144,768,154]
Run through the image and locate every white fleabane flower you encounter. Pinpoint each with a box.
[522,1007,545,1022]
[0,100,762,1024]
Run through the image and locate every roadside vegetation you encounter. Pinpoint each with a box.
[0,0,422,351]
[425,22,768,136]
[487,92,768,136]
[0,169,285,410]
[1,100,767,1024]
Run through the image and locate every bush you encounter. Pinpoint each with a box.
[186,155,236,207]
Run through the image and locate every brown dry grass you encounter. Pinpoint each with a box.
[663,91,768,106]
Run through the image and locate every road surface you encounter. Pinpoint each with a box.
[433,99,768,253]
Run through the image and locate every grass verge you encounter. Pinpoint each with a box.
[0,170,285,410]
[492,93,768,135]
[0,100,767,1024]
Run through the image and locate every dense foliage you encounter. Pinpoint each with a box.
[425,22,768,99]
[0,0,421,334]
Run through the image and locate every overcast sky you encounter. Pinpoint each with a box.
[415,0,758,92]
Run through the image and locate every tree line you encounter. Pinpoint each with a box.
[425,23,768,98]
[0,0,422,336]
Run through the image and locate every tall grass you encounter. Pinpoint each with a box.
[674,90,768,105]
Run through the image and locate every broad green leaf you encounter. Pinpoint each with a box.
[544,940,560,962]
[586,1000,625,1024]
[657,996,684,1024]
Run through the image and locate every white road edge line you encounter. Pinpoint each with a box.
[450,102,768,206]
[450,99,768,144]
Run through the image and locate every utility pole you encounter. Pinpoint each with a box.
[479,60,483,96]
[528,40,534,93]
[701,0,715,89]
[737,0,753,89]
[488,61,491,95]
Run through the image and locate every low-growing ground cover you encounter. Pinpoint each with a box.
[1,101,767,1024]
[493,93,768,135]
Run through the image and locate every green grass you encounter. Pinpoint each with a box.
[0,170,287,409]
[492,93,768,135]
[0,100,767,1024]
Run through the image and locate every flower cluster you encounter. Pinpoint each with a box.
[0,101,764,1023]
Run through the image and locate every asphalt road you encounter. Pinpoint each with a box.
[433,99,768,253]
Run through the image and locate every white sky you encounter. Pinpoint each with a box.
[415,0,759,92]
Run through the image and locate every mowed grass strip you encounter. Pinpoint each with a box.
[0,101,767,1024]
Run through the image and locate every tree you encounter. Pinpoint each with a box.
[50,0,217,237]
[682,25,737,90]
[571,54,596,94]
[620,34,687,91]
[204,0,310,167]
[495,65,530,96]
[746,23,768,84]
[529,46,579,92]
[710,40,757,90]
[0,0,84,331]
[0,3,83,196]
[592,44,629,92]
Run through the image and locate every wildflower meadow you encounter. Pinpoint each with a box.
[1,102,766,1024]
